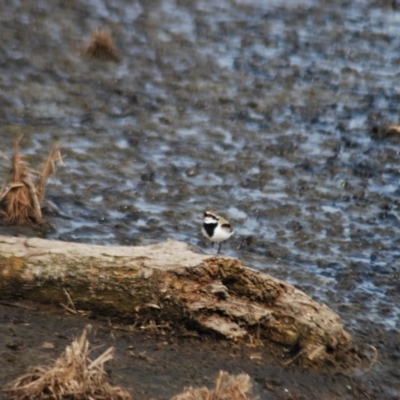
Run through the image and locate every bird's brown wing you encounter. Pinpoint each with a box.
[220,220,233,233]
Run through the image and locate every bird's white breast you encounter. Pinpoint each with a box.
[210,224,234,242]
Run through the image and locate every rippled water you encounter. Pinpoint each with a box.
[1,0,400,392]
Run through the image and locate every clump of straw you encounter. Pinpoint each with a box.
[83,29,120,61]
[2,325,132,400]
[171,371,255,400]
[0,137,63,226]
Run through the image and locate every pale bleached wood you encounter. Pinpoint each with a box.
[0,235,352,366]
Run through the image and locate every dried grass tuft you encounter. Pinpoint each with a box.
[2,325,132,400]
[171,371,255,400]
[84,29,120,61]
[0,137,63,226]
[385,124,400,136]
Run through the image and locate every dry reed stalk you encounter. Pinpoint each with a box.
[36,143,64,203]
[84,29,120,61]
[0,138,63,226]
[170,371,255,400]
[2,325,132,400]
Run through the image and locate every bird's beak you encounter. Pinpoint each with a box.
[200,215,205,219]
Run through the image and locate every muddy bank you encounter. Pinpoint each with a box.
[0,302,387,400]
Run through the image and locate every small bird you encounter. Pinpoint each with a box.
[200,210,234,254]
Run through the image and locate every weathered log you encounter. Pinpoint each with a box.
[0,235,352,366]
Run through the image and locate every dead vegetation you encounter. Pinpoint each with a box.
[0,137,63,226]
[171,371,255,400]
[2,325,132,400]
[370,123,400,140]
[83,29,120,61]
[2,325,254,400]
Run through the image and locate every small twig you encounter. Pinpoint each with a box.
[60,303,89,316]
[140,323,170,330]
[280,349,305,366]
[87,347,114,370]
[0,302,37,310]
[41,198,62,215]
[60,303,78,315]
[107,322,139,332]
[362,344,379,374]
[62,288,77,314]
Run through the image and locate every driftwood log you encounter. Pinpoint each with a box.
[0,235,353,366]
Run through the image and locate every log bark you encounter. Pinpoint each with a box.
[0,235,353,366]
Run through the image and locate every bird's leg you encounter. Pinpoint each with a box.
[217,243,222,254]
[211,242,214,249]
